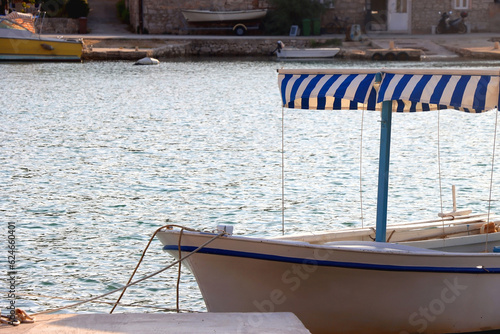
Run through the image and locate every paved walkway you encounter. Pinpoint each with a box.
[3,312,311,333]
[86,0,129,34]
[365,32,500,60]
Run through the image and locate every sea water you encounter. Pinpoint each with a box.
[2,58,500,314]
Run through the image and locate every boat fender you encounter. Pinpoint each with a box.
[134,57,160,65]
[41,43,54,51]
[371,52,383,61]
[480,222,497,234]
[383,52,396,61]
[396,52,409,61]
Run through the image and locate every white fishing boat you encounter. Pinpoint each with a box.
[0,12,82,62]
[157,68,500,334]
[276,47,340,59]
[181,9,267,23]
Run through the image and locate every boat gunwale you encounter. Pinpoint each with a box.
[157,228,500,259]
[181,9,267,15]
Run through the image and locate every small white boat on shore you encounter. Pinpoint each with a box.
[181,9,267,23]
[277,47,340,59]
[273,41,340,59]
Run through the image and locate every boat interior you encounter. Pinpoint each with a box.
[271,212,500,252]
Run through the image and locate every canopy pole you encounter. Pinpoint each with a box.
[375,100,393,242]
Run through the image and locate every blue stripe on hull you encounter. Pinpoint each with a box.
[163,245,500,274]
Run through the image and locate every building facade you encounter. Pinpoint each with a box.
[126,0,500,35]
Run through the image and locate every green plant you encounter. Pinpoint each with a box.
[64,0,89,18]
[21,0,36,12]
[263,0,329,35]
[116,0,129,24]
[40,0,66,18]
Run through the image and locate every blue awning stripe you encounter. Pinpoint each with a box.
[355,74,378,103]
[428,75,451,105]
[376,72,393,100]
[408,74,432,102]
[279,73,293,107]
[378,73,499,112]
[279,70,500,113]
[367,88,378,111]
[473,75,491,111]
[278,73,378,110]
[391,74,413,100]
[450,75,471,108]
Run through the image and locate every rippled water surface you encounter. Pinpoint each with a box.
[2,58,500,314]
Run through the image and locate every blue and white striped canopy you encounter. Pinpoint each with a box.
[278,69,500,113]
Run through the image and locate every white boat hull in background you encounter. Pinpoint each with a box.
[276,48,340,59]
[181,9,267,22]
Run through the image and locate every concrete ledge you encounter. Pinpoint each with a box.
[4,312,311,333]
[454,46,500,59]
[79,36,342,60]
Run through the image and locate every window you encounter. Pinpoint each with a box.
[396,0,407,13]
[453,0,469,10]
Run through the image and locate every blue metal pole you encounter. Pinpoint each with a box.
[375,100,393,242]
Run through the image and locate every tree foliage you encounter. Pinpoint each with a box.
[263,0,330,35]
[65,0,89,18]
[38,0,89,18]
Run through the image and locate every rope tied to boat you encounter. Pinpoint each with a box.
[28,225,225,316]
[0,308,35,326]
[110,223,197,314]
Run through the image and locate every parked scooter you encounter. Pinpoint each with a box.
[435,11,468,34]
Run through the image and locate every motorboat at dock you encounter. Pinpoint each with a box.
[0,12,82,62]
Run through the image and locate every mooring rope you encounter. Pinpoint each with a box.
[109,223,173,314]
[17,293,194,312]
[33,227,225,316]
[110,224,198,314]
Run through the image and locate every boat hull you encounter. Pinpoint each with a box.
[277,48,340,59]
[181,9,267,22]
[0,37,82,61]
[158,229,500,334]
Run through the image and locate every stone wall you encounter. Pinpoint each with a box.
[128,0,269,35]
[185,37,315,56]
[321,0,366,33]
[488,2,500,32]
[127,0,366,35]
[82,36,339,59]
[411,0,448,34]
[36,18,79,34]
[127,0,140,34]
[412,0,498,34]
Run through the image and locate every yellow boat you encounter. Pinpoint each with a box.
[0,12,82,62]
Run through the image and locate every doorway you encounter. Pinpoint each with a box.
[387,0,410,32]
[367,0,387,31]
